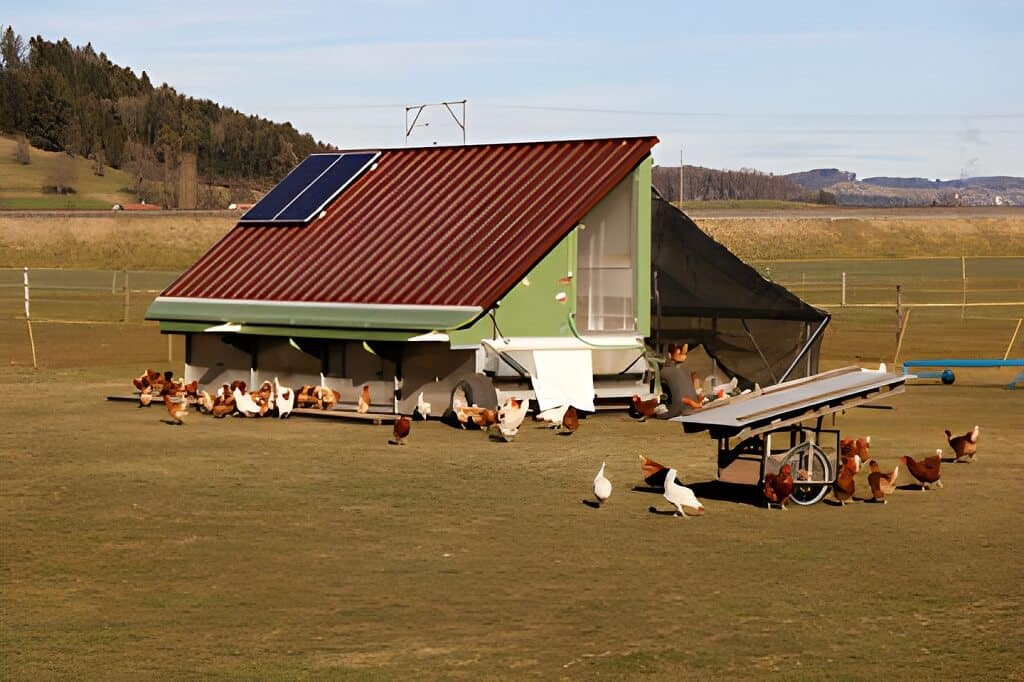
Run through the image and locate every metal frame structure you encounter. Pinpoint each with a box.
[404,100,467,145]
[675,366,910,505]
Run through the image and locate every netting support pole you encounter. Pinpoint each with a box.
[168,334,173,363]
[23,267,38,369]
[894,308,912,365]
[841,272,846,307]
[961,256,967,320]
[121,269,129,323]
[1006,319,1023,361]
[895,285,903,344]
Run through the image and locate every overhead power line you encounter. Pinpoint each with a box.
[478,103,1024,119]
[262,102,1023,119]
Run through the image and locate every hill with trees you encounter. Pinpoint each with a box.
[0,25,328,208]
[651,164,806,203]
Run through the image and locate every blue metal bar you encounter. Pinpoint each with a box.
[903,358,1024,373]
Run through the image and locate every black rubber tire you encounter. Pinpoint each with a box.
[658,366,697,419]
[449,374,498,411]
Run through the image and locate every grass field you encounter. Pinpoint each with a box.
[2,208,1021,272]
[0,136,136,210]
[677,199,822,211]
[2,365,1022,679]
[2,211,1024,678]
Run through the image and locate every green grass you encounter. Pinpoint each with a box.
[2,220,1024,677]
[1,363,1022,679]
[0,195,118,210]
[0,136,136,208]
[678,199,822,210]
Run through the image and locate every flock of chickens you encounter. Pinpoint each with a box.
[590,426,981,516]
[762,426,981,510]
[131,368,372,424]
[131,367,983,516]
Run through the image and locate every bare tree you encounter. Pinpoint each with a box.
[90,146,106,176]
[15,133,30,164]
[46,154,78,197]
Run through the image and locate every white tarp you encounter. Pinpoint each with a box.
[531,349,596,414]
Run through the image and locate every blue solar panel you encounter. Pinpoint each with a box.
[275,152,379,223]
[240,154,340,223]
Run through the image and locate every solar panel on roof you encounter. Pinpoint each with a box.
[239,151,379,225]
[239,154,338,223]
[275,152,379,222]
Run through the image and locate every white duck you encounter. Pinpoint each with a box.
[663,468,704,517]
[413,392,432,420]
[233,387,262,417]
[274,377,294,418]
[493,397,530,441]
[196,390,214,414]
[593,462,612,506]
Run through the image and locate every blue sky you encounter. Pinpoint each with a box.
[7,0,1022,178]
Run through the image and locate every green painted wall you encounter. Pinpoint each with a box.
[448,233,577,345]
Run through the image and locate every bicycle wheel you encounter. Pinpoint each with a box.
[783,441,832,506]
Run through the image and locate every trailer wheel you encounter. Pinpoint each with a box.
[783,442,832,506]
[449,374,498,411]
[657,366,696,419]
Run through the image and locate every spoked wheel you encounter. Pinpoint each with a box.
[783,441,832,506]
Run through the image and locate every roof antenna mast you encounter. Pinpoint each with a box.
[404,99,467,146]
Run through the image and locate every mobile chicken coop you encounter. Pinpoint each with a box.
[145,136,829,417]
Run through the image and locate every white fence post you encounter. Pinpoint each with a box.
[841,272,846,307]
[961,256,968,320]
[23,267,38,369]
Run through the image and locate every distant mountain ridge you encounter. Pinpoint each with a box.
[652,164,1024,207]
[783,169,856,190]
[861,176,1024,191]
[783,169,1023,207]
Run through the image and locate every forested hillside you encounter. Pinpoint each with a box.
[0,25,328,207]
[652,164,806,202]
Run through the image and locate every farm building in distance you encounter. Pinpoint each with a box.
[146,136,827,414]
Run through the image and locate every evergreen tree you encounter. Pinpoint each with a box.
[0,25,27,69]
[0,26,329,193]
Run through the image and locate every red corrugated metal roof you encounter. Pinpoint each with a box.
[161,136,658,310]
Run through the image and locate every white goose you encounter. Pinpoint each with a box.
[233,387,262,417]
[413,392,432,420]
[663,468,704,517]
[593,462,612,506]
[494,397,530,441]
[274,377,294,418]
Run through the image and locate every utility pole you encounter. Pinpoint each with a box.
[404,99,467,146]
[678,148,684,204]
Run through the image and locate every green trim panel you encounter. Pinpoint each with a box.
[146,297,481,331]
[157,320,424,341]
[634,157,652,336]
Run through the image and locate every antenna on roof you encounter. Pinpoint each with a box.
[404,99,467,146]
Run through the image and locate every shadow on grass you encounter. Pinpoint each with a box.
[896,483,929,491]
[632,480,765,508]
[581,499,601,509]
[647,506,680,516]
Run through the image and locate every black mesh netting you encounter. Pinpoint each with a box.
[650,192,830,388]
